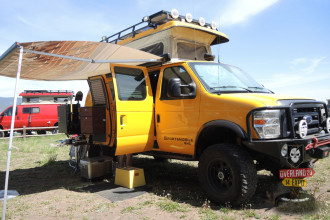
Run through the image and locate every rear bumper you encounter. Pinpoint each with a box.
[243,134,330,167]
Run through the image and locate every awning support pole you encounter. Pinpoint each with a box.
[2,46,23,220]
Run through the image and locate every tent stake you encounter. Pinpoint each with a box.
[2,46,23,220]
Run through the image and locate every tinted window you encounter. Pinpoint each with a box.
[161,66,193,99]
[32,107,40,113]
[23,107,40,114]
[27,97,40,103]
[115,67,146,101]
[54,97,69,102]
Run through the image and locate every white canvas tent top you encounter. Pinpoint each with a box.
[0,40,163,220]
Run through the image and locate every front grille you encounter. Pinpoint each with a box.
[292,103,324,136]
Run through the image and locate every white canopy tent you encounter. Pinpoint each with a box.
[0,41,162,219]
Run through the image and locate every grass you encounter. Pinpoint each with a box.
[199,208,219,220]
[0,135,329,219]
[242,209,261,219]
[156,199,188,213]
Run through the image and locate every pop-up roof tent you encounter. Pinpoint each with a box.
[0,40,162,219]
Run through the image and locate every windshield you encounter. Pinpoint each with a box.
[188,62,270,94]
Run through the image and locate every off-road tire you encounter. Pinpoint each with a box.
[198,143,257,205]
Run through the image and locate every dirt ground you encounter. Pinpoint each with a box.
[0,136,329,219]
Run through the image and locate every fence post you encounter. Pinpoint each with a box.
[23,126,26,141]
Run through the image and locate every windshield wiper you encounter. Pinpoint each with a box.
[210,86,253,92]
[248,86,274,94]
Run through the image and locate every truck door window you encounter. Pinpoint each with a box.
[2,107,17,116]
[114,67,146,101]
[161,66,194,99]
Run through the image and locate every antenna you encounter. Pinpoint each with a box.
[217,15,221,63]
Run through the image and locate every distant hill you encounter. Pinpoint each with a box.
[0,97,22,113]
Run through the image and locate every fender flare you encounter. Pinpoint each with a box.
[194,120,247,157]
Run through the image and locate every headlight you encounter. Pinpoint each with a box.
[326,117,330,133]
[253,110,281,139]
[281,144,288,157]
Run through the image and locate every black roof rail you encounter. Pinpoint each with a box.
[21,90,74,94]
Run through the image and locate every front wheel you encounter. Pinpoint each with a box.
[198,144,257,205]
[0,129,4,138]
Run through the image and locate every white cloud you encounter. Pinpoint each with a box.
[220,0,279,26]
[302,57,326,73]
[290,57,306,66]
[261,57,330,101]
[263,56,329,87]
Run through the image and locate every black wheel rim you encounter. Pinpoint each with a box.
[209,159,233,191]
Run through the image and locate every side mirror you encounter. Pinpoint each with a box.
[168,78,182,97]
[167,78,196,98]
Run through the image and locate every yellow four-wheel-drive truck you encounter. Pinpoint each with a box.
[59,10,330,205]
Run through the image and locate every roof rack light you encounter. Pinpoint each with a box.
[171,9,179,19]
[211,21,217,30]
[185,13,193,22]
[142,16,149,22]
[199,17,206,26]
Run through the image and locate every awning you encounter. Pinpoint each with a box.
[0,41,162,81]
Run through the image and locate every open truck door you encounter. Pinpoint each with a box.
[110,64,154,155]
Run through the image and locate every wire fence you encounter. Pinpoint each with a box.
[0,126,59,140]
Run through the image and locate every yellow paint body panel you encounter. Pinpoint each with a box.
[155,63,200,155]
[115,167,146,189]
[111,64,154,155]
[85,91,93,107]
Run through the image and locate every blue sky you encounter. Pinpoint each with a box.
[0,0,329,102]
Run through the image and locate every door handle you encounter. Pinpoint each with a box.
[157,114,160,123]
[120,115,126,126]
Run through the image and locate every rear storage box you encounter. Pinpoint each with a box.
[80,156,112,179]
[115,167,146,189]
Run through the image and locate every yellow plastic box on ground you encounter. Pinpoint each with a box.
[115,167,146,189]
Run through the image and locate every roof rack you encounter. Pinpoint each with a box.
[20,90,74,94]
[101,10,218,45]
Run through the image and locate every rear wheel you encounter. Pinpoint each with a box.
[198,143,257,205]
[0,129,4,138]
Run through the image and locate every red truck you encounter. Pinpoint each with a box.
[0,90,73,137]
